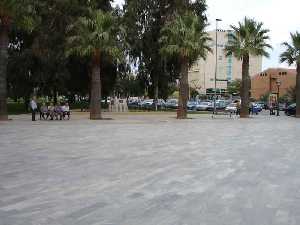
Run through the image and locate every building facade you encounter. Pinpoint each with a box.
[251,68,296,100]
[188,29,262,95]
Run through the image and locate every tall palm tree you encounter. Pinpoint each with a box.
[225,17,272,118]
[0,0,35,120]
[280,32,300,118]
[67,9,120,120]
[160,12,211,119]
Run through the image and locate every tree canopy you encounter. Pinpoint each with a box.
[2,0,210,117]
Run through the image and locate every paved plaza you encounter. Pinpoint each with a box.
[1,112,300,225]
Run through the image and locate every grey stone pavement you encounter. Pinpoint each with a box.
[1,112,300,225]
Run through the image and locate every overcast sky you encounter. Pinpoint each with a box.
[113,0,300,70]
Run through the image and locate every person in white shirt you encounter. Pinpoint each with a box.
[62,102,70,120]
[30,97,38,121]
[48,103,55,120]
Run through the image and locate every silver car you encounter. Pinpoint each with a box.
[196,101,212,111]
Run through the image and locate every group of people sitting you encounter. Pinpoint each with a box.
[39,102,71,120]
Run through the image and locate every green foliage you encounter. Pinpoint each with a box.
[225,17,272,59]
[115,74,144,97]
[7,102,28,115]
[0,0,37,31]
[66,9,121,60]
[260,92,270,102]
[286,86,296,102]
[4,0,211,107]
[123,0,169,100]
[280,32,300,65]
[190,87,199,98]
[227,79,241,95]
[160,12,211,64]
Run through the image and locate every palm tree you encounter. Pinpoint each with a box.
[0,0,35,120]
[67,9,120,120]
[280,32,300,117]
[160,12,211,119]
[225,17,272,118]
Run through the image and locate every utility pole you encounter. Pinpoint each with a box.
[213,19,222,117]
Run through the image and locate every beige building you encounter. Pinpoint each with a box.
[189,29,262,95]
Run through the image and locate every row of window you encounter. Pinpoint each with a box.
[279,72,287,75]
[259,71,288,77]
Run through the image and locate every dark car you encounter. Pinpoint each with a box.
[257,101,268,110]
[285,103,296,116]
[127,99,140,109]
[250,103,262,114]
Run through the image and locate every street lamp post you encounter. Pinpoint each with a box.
[276,79,281,116]
[213,18,222,117]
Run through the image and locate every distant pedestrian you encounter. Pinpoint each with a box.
[269,102,275,115]
[250,102,255,115]
[236,101,241,116]
[30,97,38,121]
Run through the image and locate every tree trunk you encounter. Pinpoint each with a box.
[240,54,250,118]
[296,62,300,118]
[0,28,9,120]
[90,57,102,120]
[177,58,189,119]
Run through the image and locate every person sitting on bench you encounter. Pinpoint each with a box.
[62,102,70,120]
[54,103,63,120]
[48,103,55,120]
[40,102,48,120]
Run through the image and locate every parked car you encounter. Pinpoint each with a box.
[279,103,287,111]
[252,103,263,113]
[187,101,199,111]
[285,103,296,116]
[206,100,227,111]
[101,98,111,104]
[155,99,166,109]
[140,99,153,109]
[165,99,178,109]
[249,103,262,114]
[196,101,212,111]
[216,100,227,110]
[127,99,140,109]
[256,101,267,110]
[141,99,166,110]
[225,103,237,113]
